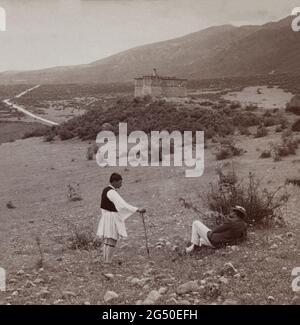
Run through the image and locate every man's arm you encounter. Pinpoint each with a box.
[107,189,138,213]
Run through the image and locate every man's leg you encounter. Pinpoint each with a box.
[187,220,212,253]
[104,238,117,263]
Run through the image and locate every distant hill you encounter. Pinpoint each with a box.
[0,16,299,84]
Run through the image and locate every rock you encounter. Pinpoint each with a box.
[268,296,275,302]
[200,280,206,285]
[84,301,91,305]
[104,291,119,303]
[17,270,25,276]
[177,281,199,294]
[130,278,142,286]
[103,273,114,280]
[270,244,278,250]
[62,291,76,298]
[203,283,221,299]
[144,299,155,305]
[146,290,161,303]
[7,201,16,209]
[38,289,50,298]
[219,276,229,285]
[158,287,167,295]
[223,299,239,305]
[178,299,191,305]
[168,297,178,304]
[135,300,143,305]
[291,296,300,305]
[53,299,64,305]
[8,278,17,284]
[220,262,238,276]
[25,280,36,288]
[33,278,45,284]
[12,291,19,296]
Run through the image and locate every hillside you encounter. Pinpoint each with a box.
[0,16,299,84]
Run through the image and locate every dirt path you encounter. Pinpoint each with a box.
[2,85,59,126]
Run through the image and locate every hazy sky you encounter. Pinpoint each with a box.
[0,0,299,72]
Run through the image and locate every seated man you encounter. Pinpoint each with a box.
[186,206,247,253]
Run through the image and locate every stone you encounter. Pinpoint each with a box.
[219,276,229,285]
[53,299,64,305]
[104,291,119,303]
[33,278,45,284]
[103,273,114,280]
[220,263,238,276]
[158,287,167,295]
[84,301,91,305]
[17,270,25,276]
[223,299,239,305]
[268,296,275,302]
[178,299,191,305]
[62,291,76,298]
[146,290,161,303]
[270,244,278,250]
[177,281,199,294]
[130,278,142,286]
[38,289,50,298]
[25,280,36,288]
[8,278,17,284]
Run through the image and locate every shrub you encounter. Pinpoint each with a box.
[22,125,51,139]
[205,169,288,225]
[58,128,73,140]
[286,106,300,116]
[254,126,268,138]
[260,150,271,159]
[67,224,102,250]
[292,119,300,132]
[239,127,251,136]
[67,184,82,202]
[271,136,299,161]
[245,104,258,111]
[286,178,300,187]
[230,101,241,109]
[215,142,244,161]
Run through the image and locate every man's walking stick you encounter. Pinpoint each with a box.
[140,211,150,258]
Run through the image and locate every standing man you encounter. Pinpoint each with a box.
[97,173,146,263]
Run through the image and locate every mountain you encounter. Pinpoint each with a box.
[0,16,299,84]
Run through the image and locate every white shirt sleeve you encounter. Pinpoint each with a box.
[107,189,138,221]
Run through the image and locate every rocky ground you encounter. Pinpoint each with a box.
[0,126,299,305]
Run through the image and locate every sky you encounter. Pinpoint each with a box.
[0,0,299,72]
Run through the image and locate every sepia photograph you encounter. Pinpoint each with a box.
[0,0,300,316]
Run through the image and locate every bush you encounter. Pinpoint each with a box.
[67,184,82,202]
[67,225,102,250]
[22,125,51,139]
[260,150,271,159]
[254,126,268,138]
[245,104,258,112]
[286,178,300,187]
[205,169,288,225]
[215,142,244,161]
[286,106,300,116]
[239,127,251,136]
[271,135,300,161]
[292,119,300,132]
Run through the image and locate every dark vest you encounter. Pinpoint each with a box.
[101,186,117,212]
